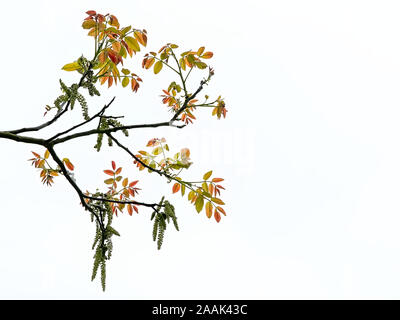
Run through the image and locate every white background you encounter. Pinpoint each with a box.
[1,0,400,299]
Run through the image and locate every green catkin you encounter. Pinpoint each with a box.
[76,92,90,120]
[100,260,106,291]
[152,215,159,241]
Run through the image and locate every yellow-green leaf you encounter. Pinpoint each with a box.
[211,197,225,205]
[203,170,212,180]
[82,20,96,29]
[152,146,163,155]
[62,62,80,71]
[125,36,140,52]
[122,77,129,87]
[205,201,213,218]
[104,178,114,185]
[122,177,128,187]
[195,195,204,213]
[197,46,205,56]
[153,61,163,74]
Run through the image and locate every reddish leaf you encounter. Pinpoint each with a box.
[86,10,96,16]
[115,167,122,174]
[212,178,224,183]
[133,205,139,214]
[214,209,221,223]
[104,170,114,176]
[129,180,139,187]
[111,161,116,170]
[172,183,180,193]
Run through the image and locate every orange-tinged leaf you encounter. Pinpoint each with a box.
[122,177,128,187]
[209,184,214,195]
[115,167,122,174]
[127,204,133,216]
[214,209,221,223]
[212,178,224,183]
[31,151,41,158]
[144,57,155,69]
[108,76,113,88]
[201,52,213,59]
[205,201,213,218]
[172,183,180,193]
[112,41,121,52]
[134,31,146,46]
[133,205,139,214]
[104,170,114,176]
[122,189,129,198]
[211,197,225,205]
[131,78,138,92]
[216,206,226,216]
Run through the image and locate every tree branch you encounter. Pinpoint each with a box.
[47,96,116,142]
[8,64,93,135]
[51,120,184,145]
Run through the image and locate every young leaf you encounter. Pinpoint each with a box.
[62,62,80,71]
[153,61,163,74]
[211,197,225,205]
[214,209,221,223]
[125,36,140,52]
[203,170,212,180]
[205,201,213,218]
[172,183,180,194]
[195,195,204,213]
[201,52,213,59]
[122,77,129,87]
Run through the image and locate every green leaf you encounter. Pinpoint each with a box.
[62,62,80,71]
[121,68,130,75]
[203,170,212,180]
[125,36,140,52]
[195,195,204,213]
[153,61,163,74]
